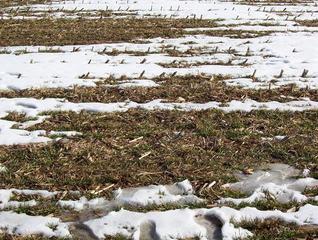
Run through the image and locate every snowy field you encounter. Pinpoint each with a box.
[0,0,317,239]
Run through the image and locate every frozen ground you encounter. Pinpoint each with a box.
[0,0,317,239]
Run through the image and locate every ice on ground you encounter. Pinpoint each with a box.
[0,119,79,146]
[17,115,49,129]
[115,179,203,206]
[0,128,82,146]
[0,163,7,172]
[0,211,70,238]
[115,79,160,89]
[48,130,82,137]
[58,180,203,211]
[220,163,318,204]
[59,197,110,211]
[84,208,211,240]
[223,204,318,226]
[84,204,318,240]
[0,189,58,209]
[261,135,287,141]
[0,190,37,209]
[0,120,50,145]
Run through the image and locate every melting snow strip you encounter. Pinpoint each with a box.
[0,211,70,238]
[58,180,202,211]
[83,204,318,240]
[220,163,318,204]
[0,97,317,145]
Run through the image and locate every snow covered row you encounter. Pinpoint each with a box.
[4,203,317,239]
[5,0,318,22]
[1,32,317,90]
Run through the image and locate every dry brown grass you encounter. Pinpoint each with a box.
[0,235,47,240]
[0,18,218,46]
[188,29,271,38]
[0,75,316,103]
[240,219,318,239]
[2,112,36,122]
[0,109,317,203]
[298,19,318,27]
